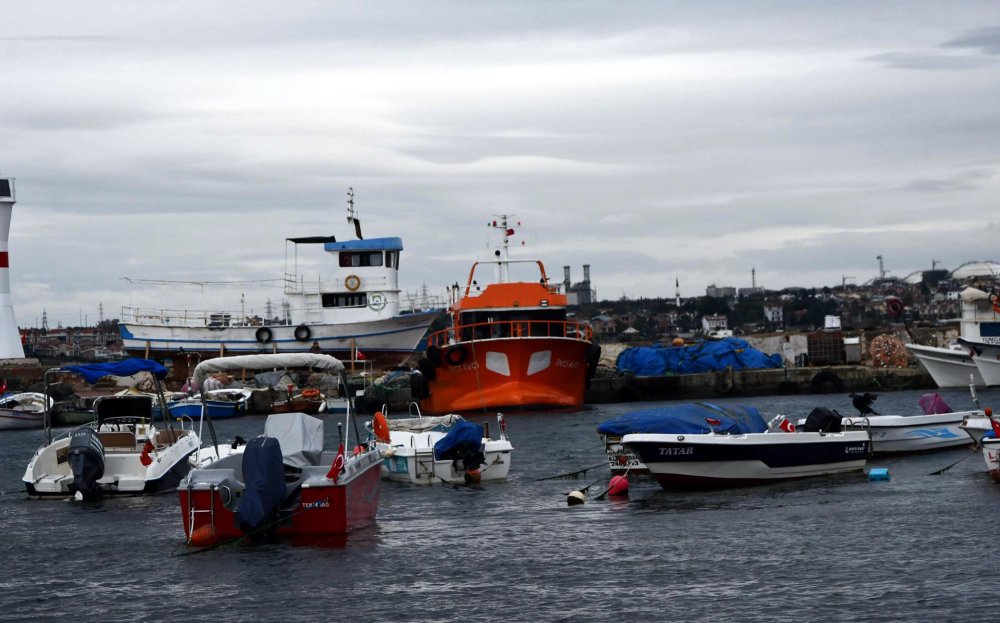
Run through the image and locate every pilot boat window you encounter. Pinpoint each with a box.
[387,250,399,269]
[339,251,384,267]
[321,293,368,308]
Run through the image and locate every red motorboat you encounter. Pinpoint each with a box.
[177,354,382,546]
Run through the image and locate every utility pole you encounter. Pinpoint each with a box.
[932,259,940,271]
[877,255,886,281]
[842,276,854,288]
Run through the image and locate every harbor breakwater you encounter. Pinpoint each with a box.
[585,365,935,403]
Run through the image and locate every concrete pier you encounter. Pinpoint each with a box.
[585,365,935,404]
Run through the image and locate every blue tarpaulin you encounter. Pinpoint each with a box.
[62,359,168,384]
[434,420,484,461]
[597,403,769,436]
[615,338,782,376]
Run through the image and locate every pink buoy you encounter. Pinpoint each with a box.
[608,475,629,496]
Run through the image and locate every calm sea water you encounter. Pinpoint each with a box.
[2,387,999,622]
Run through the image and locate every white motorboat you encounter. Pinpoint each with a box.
[118,191,442,369]
[377,406,513,484]
[599,403,770,477]
[0,392,52,431]
[23,360,200,501]
[905,286,999,388]
[840,393,982,455]
[621,406,869,488]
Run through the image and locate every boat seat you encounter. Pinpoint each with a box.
[99,431,136,451]
[155,429,187,447]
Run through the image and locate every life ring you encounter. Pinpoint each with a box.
[301,388,321,398]
[373,411,390,443]
[444,345,468,366]
[255,327,273,344]
[294,325,311,342]
[345,274,361,291]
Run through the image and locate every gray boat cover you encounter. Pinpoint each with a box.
[388,414,463,433]
[263,412,324,468]
[191,354,345,389]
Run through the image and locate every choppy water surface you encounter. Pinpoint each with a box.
[2,388,999,622]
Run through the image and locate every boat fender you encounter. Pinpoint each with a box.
[255,327,273,344]
[809,370,843,394]
[464,468,482,484]
[345,274,361,291]
[607,475,629,496]
[189,524,220,547]
[426,344,442,368]
[373,411,390,443]
[566,491,586,506]
[293,325,311,342]
[301,388,321,398]
[444,345,468,366]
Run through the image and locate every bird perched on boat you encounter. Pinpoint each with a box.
[849,392,879,415]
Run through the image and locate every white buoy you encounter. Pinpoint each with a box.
[0,177,24,359]
[566,490,586,506]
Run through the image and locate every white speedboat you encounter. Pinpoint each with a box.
[377,407,513,484]
[905,286,999,388]
[23,360,200,501]
[0,392,52,431]
[840,393,983,455]
[622,407,869,488]
[118,191,442,369]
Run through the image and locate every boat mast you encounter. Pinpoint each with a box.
[490,214,515,284]
[347,187,363,240]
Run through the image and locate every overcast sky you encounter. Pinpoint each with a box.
[2,1,999,328]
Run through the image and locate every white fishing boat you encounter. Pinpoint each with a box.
[376,406,513,484]
[958,338,1000,387]
[118,190,443,370]
[23,360,200,501]
[621,406,869,488]
[905,287,998,388]
[840,393,982,455]
[0,392,52,431]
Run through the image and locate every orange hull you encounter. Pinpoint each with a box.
[420,337,591,413]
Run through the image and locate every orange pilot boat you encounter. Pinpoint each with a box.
[415,216,600,414]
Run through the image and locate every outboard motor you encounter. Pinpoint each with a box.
[235,436,286,535]
[68,427,105,502]
[802,407,843,433]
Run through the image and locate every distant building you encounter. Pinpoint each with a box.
[706,284,736,299]
[701,314,728,335]
[738,287,765,298]
[763,302,784,325]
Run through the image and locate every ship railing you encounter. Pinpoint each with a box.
[426,319,593,347]
[121,307,291,328]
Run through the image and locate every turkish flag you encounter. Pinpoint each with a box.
[991,418,1000,438]
[705,417,722,427]
[140,440,154,466]
[779,418,796,433]
[356,350,366,360]
[327,443,345,483]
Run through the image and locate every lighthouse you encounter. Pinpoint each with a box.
[0,177,24,359]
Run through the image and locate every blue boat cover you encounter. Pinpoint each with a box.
[235,436,287,534]
[63,359,169,384]
[615,338,782,376]
[433,420,484,460]
[597,403,769,436]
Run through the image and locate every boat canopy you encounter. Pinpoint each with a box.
[597,403,768,436]
[324,237,403,252]
[191,354,345,388]
[616,338,782,376]
[62,359,168,384]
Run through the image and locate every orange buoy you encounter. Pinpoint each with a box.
[373,411,390,443]
[464,469,482,484]
[301,388,321,398]
[190,524,219,547]
[607,475,629,496]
